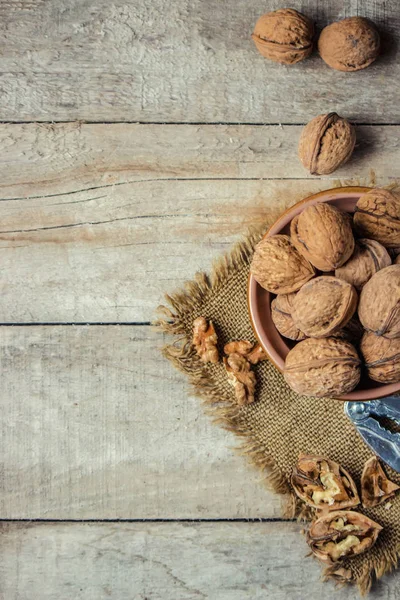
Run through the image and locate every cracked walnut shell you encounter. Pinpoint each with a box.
[354,188,400,249]
[252,9,313,65]
[291,203,355,271]
[361,456,400,508]
[307,511,382,565]
[298,113,356,175]
[284,337,361,397]
[358,265,400,338]
[360,331,400,384]
[271,293,306,341]
[291,455,360,512]
[292,276,357,338]
[318,17,380,72]
[336,238,391,290]
[250,234,316,294]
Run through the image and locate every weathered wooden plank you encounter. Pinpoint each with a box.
[0,325,281,519]
[1,521,398,600]
[0,123,397,198]
[0,177,350,323]
[0,0,398,123]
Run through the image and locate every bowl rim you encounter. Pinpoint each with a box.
[246,184,400,402]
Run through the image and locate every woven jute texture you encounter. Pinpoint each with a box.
[157,187,400,596]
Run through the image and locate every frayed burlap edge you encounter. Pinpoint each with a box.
[155,178,400,596]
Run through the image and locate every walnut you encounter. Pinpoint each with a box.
[354,188,400,248]
[298,113,356,175]
[396,255,400,265]
[336,238,391,290]
[360,331,400,383]
[307,511,382,565]
[284,337,361,398]
[291,203,355,271]
[318,17,380,72]
[361,456,400,508]
[358,265,400,338]
[224,341,267,364]
[192,317,219,363]
[250,234,316,294]
[271,293,306,341]
[333,316,364,346]
[292,276,357,338]
[251,9,313,65]
[224,340,253,356]
[223,353,256,405]
[246,343,268,365]
[291,455,360,512]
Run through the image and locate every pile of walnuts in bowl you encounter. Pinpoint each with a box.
[250,188,400,398]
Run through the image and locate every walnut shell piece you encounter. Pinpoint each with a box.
[251,9,314,65]
[336,239,392,290]
[354,188,400,248]
[397,255,400,265]
[292,276,357,338]
[360,331,400,383]
[358,265,400,338]
[250,234,316,294]
[271,293,306,341]
[291,203,355,271]
[284,337,361,398]
[361,456,400,508]
[298,113,356,175]
[318,17,380,72]
[291,455,360,512]
[223,353,256,405]
[307,511,382,565]
[192,317,219,363]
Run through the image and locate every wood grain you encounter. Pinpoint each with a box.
[0,123,395,323]
[0,177,340,323]
[1,521,399,600]
[0,1,398,123]
[0,123,397,198]
[0,325,281,519]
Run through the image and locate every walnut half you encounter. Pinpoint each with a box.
[307,511,382,565]
[223,353,256,406]
[192,317,219,363]
[291,455,360,512]
[361,456,400,508]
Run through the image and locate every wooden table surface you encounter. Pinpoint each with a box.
[1,1,400,598]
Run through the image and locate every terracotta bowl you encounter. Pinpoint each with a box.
[248,186,400,401]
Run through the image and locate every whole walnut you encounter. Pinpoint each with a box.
[284,337,361,398]
[271,293,306,341]
[291,203,355,271]
[250,234,316,294]
[333,316,364,346]
[335,239,392,290]
[358,265,400,338]
[361,331,400,384]
[298,113,356,175]
[318,17,380,72]
[354,188,400,248]
[307,511,382,565]
[252,9,314,65]
[292,276,357,338]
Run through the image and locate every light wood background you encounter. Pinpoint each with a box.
[1,1,400,598]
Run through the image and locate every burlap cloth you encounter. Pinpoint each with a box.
[157,184,400,595]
